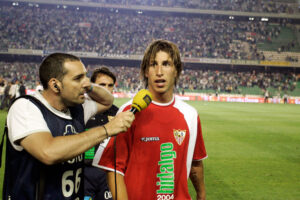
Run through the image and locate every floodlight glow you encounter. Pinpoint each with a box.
[261,18,268,21]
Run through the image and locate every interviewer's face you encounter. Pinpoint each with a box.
[145,51,177,103]
[60,60,90,106]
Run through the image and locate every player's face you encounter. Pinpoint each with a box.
[60,60,90,106]
[95,74,114,94]
[146,50,177,102]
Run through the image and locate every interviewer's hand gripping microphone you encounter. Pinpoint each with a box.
[130,89,153,114]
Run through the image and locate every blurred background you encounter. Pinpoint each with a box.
[0,1,300,200]
[0,0,300,105]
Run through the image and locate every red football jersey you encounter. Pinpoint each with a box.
[95,96,207,200]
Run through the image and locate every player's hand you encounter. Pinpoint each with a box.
[105,110,135,136]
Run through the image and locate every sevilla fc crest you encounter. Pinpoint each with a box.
[174,129,186,145]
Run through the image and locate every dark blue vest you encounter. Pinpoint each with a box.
[3,95,85,200]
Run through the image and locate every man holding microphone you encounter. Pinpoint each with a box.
[2,53,134,200]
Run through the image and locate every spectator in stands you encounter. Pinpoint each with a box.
[60,0,297,14]
[0,4,297,61]
[0,62,298,97]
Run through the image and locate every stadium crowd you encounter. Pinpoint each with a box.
[179,68,298,94]
[0,61,297,106]
[61,0,297,14]
[0,4,297,61]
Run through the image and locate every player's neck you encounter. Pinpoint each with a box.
[151,92,174,104]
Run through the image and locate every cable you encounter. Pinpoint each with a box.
[114,136,117,200]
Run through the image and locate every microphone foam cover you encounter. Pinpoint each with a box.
[131,89,153,112]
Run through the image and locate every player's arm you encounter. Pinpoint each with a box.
[19,111,134,165]
[107,172,128,200]
[190,160,206,200]
[86,83,114,113]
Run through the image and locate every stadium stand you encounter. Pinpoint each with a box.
[0,3,300,61]
[0,62,298,97]
[55,0,298,14]
[0,0,299,102]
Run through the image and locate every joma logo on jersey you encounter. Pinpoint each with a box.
[156,142,176,195]
[173,129,186,145]
[141,137,160,142]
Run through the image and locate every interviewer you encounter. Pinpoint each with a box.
[2,53,134,200]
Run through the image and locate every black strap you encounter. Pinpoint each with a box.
[0,122,7,168]
[114,136,118,200]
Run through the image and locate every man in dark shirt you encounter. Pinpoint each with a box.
[84,67,118,200]
[19,81,26,96]
[0,81,11,109]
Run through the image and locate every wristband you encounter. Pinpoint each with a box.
[103,125,109,138]
[87,84,93,93]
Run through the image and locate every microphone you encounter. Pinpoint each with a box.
[130,89,153,114]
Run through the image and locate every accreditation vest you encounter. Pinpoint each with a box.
[3,95,85,200]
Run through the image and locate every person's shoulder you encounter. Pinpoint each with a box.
[8,95,42,116]
[11,95,36,105]
[174,96,198,115]
[118,99,132,113]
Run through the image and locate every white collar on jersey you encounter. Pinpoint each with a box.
[152,95,175,107]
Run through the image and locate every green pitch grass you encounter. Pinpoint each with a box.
[0,110,7,198]
[1,100,300,199]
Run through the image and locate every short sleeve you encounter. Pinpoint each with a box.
[7,98,50,151]
[82,97,98,124]
[93,104,132,175]
[193,116,207,160]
